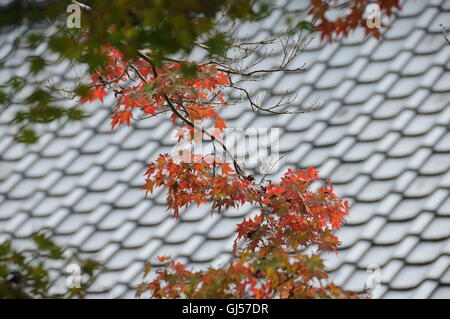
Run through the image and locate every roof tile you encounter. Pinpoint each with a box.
[422,217,450,240]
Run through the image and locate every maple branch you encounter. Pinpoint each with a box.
[227,83,323,115]
[137,50,247,178]
[161,56,306,76]
[134,108,172,121]
[440,24,450,46]
[292,183,313,217]
[93,64,130,87]
[129,64,147,82]
[231,66,306,77]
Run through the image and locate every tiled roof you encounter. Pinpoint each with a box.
[0,0,449,298]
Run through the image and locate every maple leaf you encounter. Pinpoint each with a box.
[91,87,108,103]
[267,185,285,197]
[118,109,133,126]
[143,105,156,115]
[215,72,229,85]
[143,262,152,278]
[221,163,233,176]
[155,255,171,262]
[110,112,120,130]
[142,179,155,198]
[215,117,227,130]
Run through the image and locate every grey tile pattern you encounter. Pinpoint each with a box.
[0,0,450,298]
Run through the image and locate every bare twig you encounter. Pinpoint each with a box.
[440,24,450,45]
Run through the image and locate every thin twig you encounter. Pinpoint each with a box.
[440,24,450,45]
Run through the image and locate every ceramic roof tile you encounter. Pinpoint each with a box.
[431,286,450,298]
[115,188,144,209]
[190,237,234,262]
[207,217,241,239]
[423,254,449,280]
[388,135,425,157]
[180,235,206,257]
[107,248,142,270]
[372,39,404,61]
[162,221,201,244]
[329,46,360,67]
[438,197,450,217]
[337,175,370,199]
[410,211,435,235]
[420,92,450,114]
[389,198,425,221]
[301,146,334,167]
[357,180,394,202]
[406,241,446,264]
[415,33,445,55]
[441,266,450,285]
[96,209,132,231]
[315,67,346,89]
[285,111,317,131]
[329,162,362,184]
[73,192,104,214]
[334,225,362,249]
[343,140,378,162]
[314,126,345,147]
[402,55,435,77]
[404,175,443,198]
[136,239,162,261]
[403,115,437,135]
[331,264,355,287]
[345,202,378,226]
[358,245,396,269]
[82,230,114,252]
[360,216,387,240]
[435,131,450,152]
[89,171,122,192]
[399,0,429,17]
[411,280,439,299]
[376,194,402,217]
[342,269,370,292]
[422,217,450,240]
[420,153,450,175]
[393,170,416,194]
[372,157,409,179]
[434,71,450,92]
[390,264,431,290]
[374,220,413,245]
[373,100,408,121]
[345,83,376,105]
[121,227,157,249]
[110,221,136,243]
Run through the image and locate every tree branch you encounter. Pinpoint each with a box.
[137,50,247,178]
[440,24,450,45]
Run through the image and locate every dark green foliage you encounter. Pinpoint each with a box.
[0,0,276,144]
[0,0,313,145]
[16,127,39,144]
[27,56,47,74]
[0,90,7,105]
[0,232,100,299]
